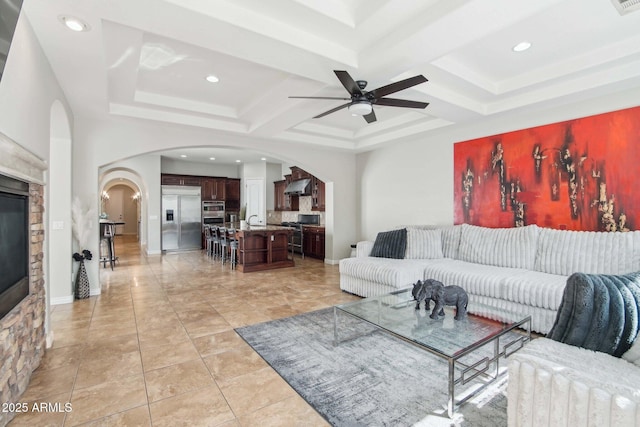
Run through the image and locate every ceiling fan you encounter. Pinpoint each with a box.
[289,70,429,123]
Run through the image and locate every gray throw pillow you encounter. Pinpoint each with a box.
[370,228,407,259]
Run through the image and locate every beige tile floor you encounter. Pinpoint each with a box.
[9,235,360,426]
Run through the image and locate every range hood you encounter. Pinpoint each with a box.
[284,178,311,195]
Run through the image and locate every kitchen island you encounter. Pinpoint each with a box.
[235,226,294,272]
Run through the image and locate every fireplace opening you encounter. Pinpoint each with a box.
[0,174,30,319]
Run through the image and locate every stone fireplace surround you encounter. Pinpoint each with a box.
[0,131,47,426]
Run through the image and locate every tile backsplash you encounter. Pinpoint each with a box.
[298,196,312,212]
[267,196,324,224]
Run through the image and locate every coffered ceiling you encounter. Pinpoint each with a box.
[22,0,640,157]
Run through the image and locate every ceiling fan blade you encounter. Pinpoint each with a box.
[289,96,351,100]
[363,110,377,123]
[334,70,363,96]
[369,75,428,99]
[375,98,429,109]
[313,102,352,119]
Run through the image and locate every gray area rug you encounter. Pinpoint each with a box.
[235,308,510,427]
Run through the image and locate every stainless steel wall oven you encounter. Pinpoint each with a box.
[202,201,225,227]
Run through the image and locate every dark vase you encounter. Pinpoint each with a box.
[74,260,90,299]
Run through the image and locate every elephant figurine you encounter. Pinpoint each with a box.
[411,279,468,320]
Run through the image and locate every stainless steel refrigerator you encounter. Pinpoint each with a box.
[161,185,202,251]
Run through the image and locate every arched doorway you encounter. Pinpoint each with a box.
[98,169,146,270]
[102,182,141,239]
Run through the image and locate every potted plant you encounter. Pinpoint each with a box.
[239,204,248,229]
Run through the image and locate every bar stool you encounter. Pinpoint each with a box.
[99,221,118,270]
[219,227,229,264]
[227,228,238,269]
[211,226,221,259]
[204,226,214,257]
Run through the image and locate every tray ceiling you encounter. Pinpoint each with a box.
[22,0,640,156]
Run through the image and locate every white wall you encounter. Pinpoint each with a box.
[161,157,240,178]
[266,162,281,212]
[0,14,72,336]
[355,88,640,241]
[242,162,266,181]
[0,16,68,160]
[48,131,73,303]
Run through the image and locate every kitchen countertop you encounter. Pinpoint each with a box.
[266,223,325,228]
[219,223,324,231]
[217,223,293,230]
[237,225,294,232]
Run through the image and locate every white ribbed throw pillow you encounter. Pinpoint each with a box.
[405,228,443,259]
[534,228,639,275]
[458,223,540,269]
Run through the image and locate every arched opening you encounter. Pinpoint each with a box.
[83,141,356,295]
[102,182,141,238]
[100,146,338,258]
[98,169,146,273]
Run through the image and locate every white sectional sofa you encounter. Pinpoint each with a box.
[339,224,640,334]
[508,337,640,426]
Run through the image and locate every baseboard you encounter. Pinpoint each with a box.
[146,249,162,255]
[51,289,101,303]
[324,258,340,265]
[50,295,74,305]
[45,331,54,349]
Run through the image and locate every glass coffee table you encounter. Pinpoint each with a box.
[334,288,531,418]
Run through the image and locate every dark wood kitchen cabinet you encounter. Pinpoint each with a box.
[201,178,226,201]
[274,180,286,211]
[225,178,241,210]
[303,227,325,259]
[311,177,325,211]
[274,167,326,212]
[290,166,311,181]
[164,174,241,212]
[274,175,298,211]
[284,175,299,211]
[161,174,202,186]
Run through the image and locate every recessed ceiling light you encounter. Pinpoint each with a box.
[59,15,90,32]
[209,157,216,160]
[180,154,187,158]
[512,41,532,52]
[205,74,219,83]
[261,157,267,161]
[235,160,241,163]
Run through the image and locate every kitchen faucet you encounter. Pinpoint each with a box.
[247,215,258,226]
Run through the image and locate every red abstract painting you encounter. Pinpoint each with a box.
[454,106,640,231]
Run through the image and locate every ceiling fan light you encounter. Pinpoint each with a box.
[348,102,372,116]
